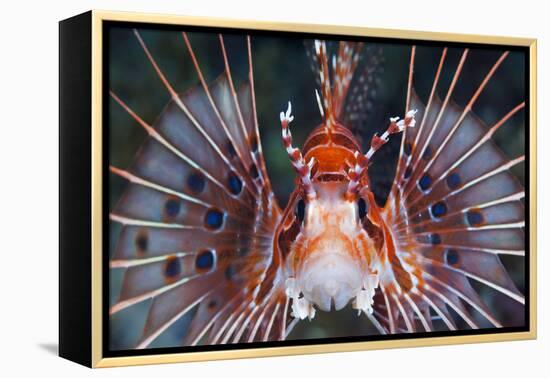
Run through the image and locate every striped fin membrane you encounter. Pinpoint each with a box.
[109,31,290,348]
[377,46,525,333]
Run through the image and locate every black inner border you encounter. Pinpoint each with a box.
[102,20,531,359]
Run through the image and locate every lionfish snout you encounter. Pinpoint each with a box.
[286,249,379,319]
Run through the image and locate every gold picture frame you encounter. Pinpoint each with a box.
[59,9,537,368]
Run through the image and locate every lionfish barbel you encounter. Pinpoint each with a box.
[109,29,525,348]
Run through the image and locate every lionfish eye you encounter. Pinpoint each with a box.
[357,198,367,219]
[295,198,305,223]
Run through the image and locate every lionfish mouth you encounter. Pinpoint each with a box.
[285,252,379,320]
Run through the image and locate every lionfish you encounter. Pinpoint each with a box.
[109,28,525,349]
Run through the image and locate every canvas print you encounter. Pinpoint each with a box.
[106,23,527,353]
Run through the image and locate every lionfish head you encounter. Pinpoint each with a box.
[282,180,380,320]
[276,103,415,320]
